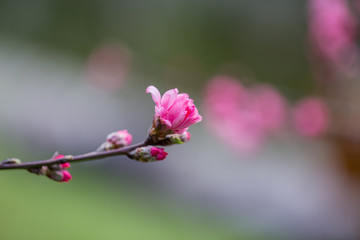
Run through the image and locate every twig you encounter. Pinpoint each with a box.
[0,141,148,170]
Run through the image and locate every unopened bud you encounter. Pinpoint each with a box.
[61,170,72,182]
[180,131,191,142]
[1,158,21,165]
[49,154,71,170]
[64,155,74,161]
[150,147,168,160]
[45,153,72,182]
[129,146,168,162]
[61,162,71,169]
[163,131,191,145]
[46,170,72,182]
[98,130,133,151]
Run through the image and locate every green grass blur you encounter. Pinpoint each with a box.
[0,172,234,240]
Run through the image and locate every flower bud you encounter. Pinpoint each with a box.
[48,154,71,170]
[61,170,72,182]
[61,162,71,169]
[44,153,72,182]
[1,158,21,165]
[150,147,168,160]
[180,131,191,142]
[129,146,168,162]
[46,170,72,182]
[98,130,133,151]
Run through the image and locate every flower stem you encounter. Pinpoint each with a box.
[0,141,148,170]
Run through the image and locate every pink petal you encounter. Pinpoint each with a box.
[160,117,172,127]
[176,115,202,131]
[166,95,189,123]
[175,104,202,130]
[171,109,186,129]
[160,88,179,110]
[146,85,162,106]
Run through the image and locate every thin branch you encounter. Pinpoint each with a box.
[0,141,148,170]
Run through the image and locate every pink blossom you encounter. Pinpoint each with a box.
[309,0,357,67]
[61,170,72,182]
[292,97,329,137]
[146,85,202,134]
[203,76,286,154]
[249,85,287,132]
[150,147,168,161]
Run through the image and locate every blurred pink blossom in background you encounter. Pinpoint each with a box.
[84,44,132,91]
[309,0,357,72]
[249,85,287,133]
[292,97,329,137]
[203,76,286,154]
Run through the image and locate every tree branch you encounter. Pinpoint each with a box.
[0,141,148,170]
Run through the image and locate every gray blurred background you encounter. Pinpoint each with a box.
[0,1,359,239]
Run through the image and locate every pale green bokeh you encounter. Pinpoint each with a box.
[0,171,233,240]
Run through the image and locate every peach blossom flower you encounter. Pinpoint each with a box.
[146,86,202,134]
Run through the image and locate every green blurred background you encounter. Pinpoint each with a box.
[0,1,357,239]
